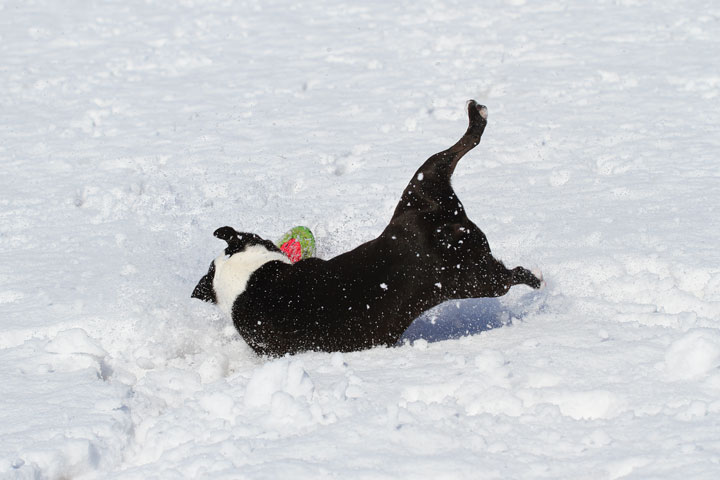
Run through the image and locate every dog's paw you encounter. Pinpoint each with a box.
[466,100,488,121]
[512,266,543,289]
[531,268,546,290]
[527,273,543,290]
[477,104,488,120]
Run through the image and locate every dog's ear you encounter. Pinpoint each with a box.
[191,262,217,303]
[214,226,238,244]
[214,226,246,254]
[213,226,282,255]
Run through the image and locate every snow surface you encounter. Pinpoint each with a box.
[2,0,720,478]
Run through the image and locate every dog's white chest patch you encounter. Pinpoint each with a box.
[213,245,290,317]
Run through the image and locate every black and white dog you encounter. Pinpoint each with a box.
[192,100,542,356]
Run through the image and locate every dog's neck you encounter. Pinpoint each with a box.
[213,245,290,317]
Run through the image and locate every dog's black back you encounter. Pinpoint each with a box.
[193,101,541,356]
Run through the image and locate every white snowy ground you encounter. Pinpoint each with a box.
[2,0,720,478]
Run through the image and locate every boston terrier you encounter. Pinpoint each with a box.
[192,100,542,356]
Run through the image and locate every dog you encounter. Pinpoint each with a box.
[192,100,542,356]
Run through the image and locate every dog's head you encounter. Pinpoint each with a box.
[192,226,288,315]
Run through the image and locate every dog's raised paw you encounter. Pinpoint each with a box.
[475,105,487,120]
[466,99,488,121]
[477,104,488,120]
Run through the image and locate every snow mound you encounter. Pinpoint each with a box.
[45,328,107,357]
[665,329,720,380]
[244,358,315,407]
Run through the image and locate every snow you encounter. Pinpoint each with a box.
[2,0,720,478]
[665,329,720,380]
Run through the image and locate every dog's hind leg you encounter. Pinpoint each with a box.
[458,260,543,299]
[422,99,488,180]
[487,265,544,296]
[392,100,488,218]
[510,266,543,290]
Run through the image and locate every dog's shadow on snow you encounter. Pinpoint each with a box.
[399,297,530,345]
